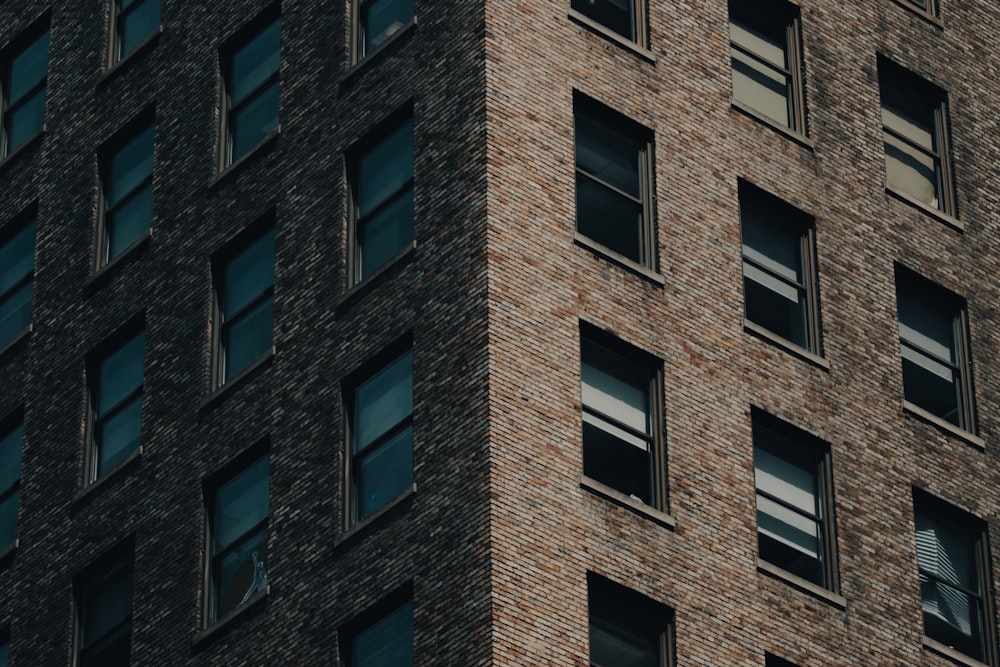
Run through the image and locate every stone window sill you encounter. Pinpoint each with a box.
[743,319,829,371]
[731,101,814,150]
[335,483,417,549]
[342,18,417,86]
[902,401,984,449]
[98,27,162,87]
[85,231,152,290]
[886,186,962,232]
[209,129,280,191]
[923,636,989,667]
[573,233,665,286]
[192,587,269,648]
[757,560,846,610]
[580,475,675,530]
[73,448,143,506]
[201,348,275,412]
[336,241,416,313]
[0,129,44,174]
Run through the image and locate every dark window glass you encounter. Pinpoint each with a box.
[351,349,413,520]
[209,455,269,621]
[102,124,154,262]
[588,576,672,667]
[91,331,144,479]
[0,218,35,347]
[765,655,798,667]
[571,0,636,42]
[359,0,413,57]
[0,639,7,667]
[351,117,414,283]
[113,0,160,62]
[0,419,22,550]
[224,18,280,164]
[351,599,414,667]
[218,227,275,383]
[2,27,48,156]
[77,558,133,667]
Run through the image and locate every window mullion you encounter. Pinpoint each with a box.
[97,386,143,423]
[742,255,806,293]
[883,125,941,161]
[214,517,268,560]
[757,488,821,525]
[900,338,960,375]
[222,285,274,328]
[919,568,983,600]
[582,406,651,442]
[108,174,153,213]
[355,415,413,459]
[357,177,414,225]
[730,41,792,79]
[576,169,643,205]
[0,271,33,304]
[231,71,279,117]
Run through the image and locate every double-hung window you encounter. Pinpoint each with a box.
[355,0,413,60]
[914,492,996,665]
[895,270,975,432]
[588,574,674,667]
[0,215,35,348]
[110,0,160,64]
[348,348,413,522]
[99,123,154,264]
[739,183,821,354]
[900,0,939,20]
[570,0,646,46]
[0,416,22,551]
[221,15,280,166]
[880,60,955,215]
[214,226,275,385]
[75,555,133,667]
[729,0,805,133]
[207,453,269,622]
[574,99,654,268]
[341,597,414,667]
[349,116,414,284]
[88,330,145,481]
[1,24,49,157]
[753,412,837,591]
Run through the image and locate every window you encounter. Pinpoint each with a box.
[570,0,646,45]
[588,574,673,667]
[880,60,955,215]
[355,0,413,59]
[348,116,414,284]
[347,348,413,522]
[580,329,665,509]
[213,226,275,385]
[0,416,22,551]
[901,0,939,19]
[753,412,837,591]
[0,215,35,348]
[87,330,145,481]
[99,123,154,264]
[574,99,654,268]
[729,0,805,133]
[221,15,280,166]
[739,183,821,354]
[914,492,996,665]
[75,555,133,667]
[207,453,269,622]
[110,0,160,64]
[0,635,7,667]
[895,270,975,431]
[765,655,798,667]
[1,23,49,157]
[341,597,414,667]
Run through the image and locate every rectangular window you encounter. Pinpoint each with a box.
[765,655,798,667]
[574,98,654,268]
[880,60,955,215]
[729,0,805,133]
[0,635,7,667]
[99,123,154,264]
[896,270,975,432]
[0,415,22,551]
[207,453,269,623]
[355,0,414,59]
[588,574,674,667]
[0,215,35,349]
[75,555,133,667]
[88,330,145,481]
[213,226,275,385]
[348,116,414,284]
[341,597,414,667]
[739,182,821,354]
[902,0,939,19]
[1,23,49,157]
[753,411,837,591]
[570,0,646,46]
[110,0,160,64]
[580,328,665,509]
[347,348,413,522]
[221,15,280,166]
[914,492,996,665]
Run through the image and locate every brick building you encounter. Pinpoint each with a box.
[2,0,1000,664]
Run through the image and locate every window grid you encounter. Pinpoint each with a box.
[1,25,49,157]
[588,574,674,667]
[356,0,414,60]
[570,0,647,47]
[220,15,280,168]
[110,0,160,65]
[88,330,145,482]
[0,215,36,349]
[99,123,154,265]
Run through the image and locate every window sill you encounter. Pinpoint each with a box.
[743,320,829,371]
[889,0,944,29]
[580,475,675,530]
[335,483,417,549]
[85,231,152,290]
[573,233,665,286]
[757,560,846,610]
[72,447,143,506]
[886,186,962,232]
[0,326,31,362]
[201,348,275,412]
[922,636,989,667]
[0,129,44,175]
[336,241,416,314]
[731,101,814,150]
[567,9,655,63]
[98,27,162,87]
[209,129,280,191]
[192,587,269,649]
[902,401,984,449]
[342,17,417,86]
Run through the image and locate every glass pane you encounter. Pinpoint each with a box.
[581,352,649,435]
[755,446,817,515]
[0,423,22,491]
[359,187,413,280]
[0,641,7,667]
[215,457,269,550]
[357,118,414,218]
[215,528,267,618]
[730,19,786,69]
[0,220,35,294]
[98,332,145,414]
[354,599,414,667]
[570,0,633,40]
[224,229,275,316]
[882,101,935,152]
[0,491,17,548]
[118,0,160,56]
[741,201,802,283]
[743,270,807,347]
[757,495,820,557]
[731,49,789,127]
[5,88,45,153]
[107,185,152,258]
[8,31,49,104]
[576,115,640,199]
[589,591,660,667]
[223,297,273,381]
[583,420,650,503]
[230,82,279,161]
[83,569,133,646]
[97,396,142,475]
[916,511,978,590]
[356,350,413,452]
[922,579,984,661]
[358,424,412,518]
[576,175,643,262]
[362,0,414,53]
[230,19,280,105]
[884,133,937,207]
[902,353,961,425]
[108,126,154,206]
[897,285,955,363]
[0,283,31,345]
[79,625,130,667]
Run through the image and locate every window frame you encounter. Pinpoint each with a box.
[752,410,839,593]
[96,116,155,267]
[573,95,656,270]
[0,410,23,553]
[569,0,648,48]
[898,0,940,20]
[108,0,160,66]
[587,573,674,667]
[0,17,49,159]
[73,548,134,667]
[0,208,36,350]
[338,585,414,667]
[352,0,415,62]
